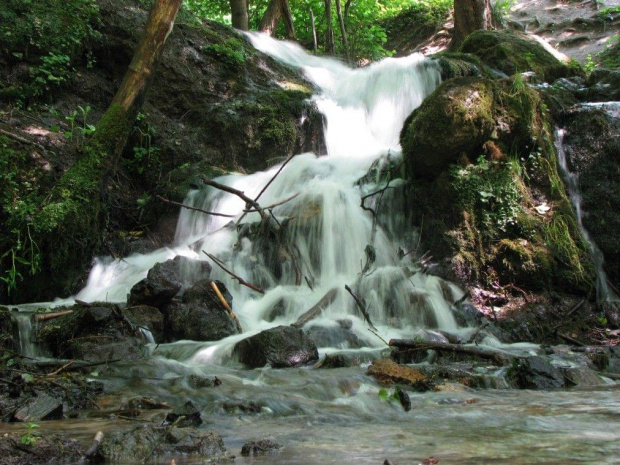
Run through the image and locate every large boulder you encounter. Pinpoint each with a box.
[458,30,579,82]
[233,326,319,368]
[163,280,241,342]
[508,356,566,389]
[128,257,211,308]
[401,76,543,180]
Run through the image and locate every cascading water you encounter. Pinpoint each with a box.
[70,32,461,362]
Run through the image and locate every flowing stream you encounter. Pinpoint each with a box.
[6,36,620,464]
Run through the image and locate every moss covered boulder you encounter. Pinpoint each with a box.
[459,30,579,82]
[401,76,543,180]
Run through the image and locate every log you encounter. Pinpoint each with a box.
[34,310,73,321]
[388,339,511,365]
[292,288,338,328]
[82,431,104,460]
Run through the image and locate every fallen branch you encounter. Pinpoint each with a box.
[0,128,46,151]
[47,360,75,377]
[203,251,265,294]
[34,310,73,321]
[558,332,585,347]
[292,288,338,328]
[388,339,511,365]
[467,321,490,344]
[156,195,235,218]
[553,300,586,331]
[344,284,377,331]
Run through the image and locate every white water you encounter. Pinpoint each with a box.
[53,33,463,361]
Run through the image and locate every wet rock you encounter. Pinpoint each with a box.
[188,374,218,389]
[69,337,145,363]
[305,323,365,349]
[368,358,433,391]
[0,433,83,464]
[128,258,186,307]
[509,356,566,389]
[123,304,164,342]
[164,280,241,342]
[560,367,605,387]
[163,401,202,427]
[97,426,225,462]
[241,439,282,456]
[233,325,319,368]
[451,303,485,327]
[12,393,63,422]
[315,351,379,369]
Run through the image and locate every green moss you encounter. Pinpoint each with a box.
[202,39,247,72]
[433,52,485,80]
[90,104,132,156]
[493,238,555,290]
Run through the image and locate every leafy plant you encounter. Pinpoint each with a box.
[21,422,41,446]
[64,105,96,148]
[123,112,161,177]
[452,156,523,236]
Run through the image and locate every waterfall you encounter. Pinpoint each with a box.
[70,33,461,356]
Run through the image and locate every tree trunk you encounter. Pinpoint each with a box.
[94,0,183,166]
[451,0,493,50]
[335,0,347,54]
[230,0,249,31]
[324,0,334,55]
[260,0,295,39]
[309,8,318,53]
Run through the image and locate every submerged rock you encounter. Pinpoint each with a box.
[367,358,433,391]
[163,279,241,342]
[508,356,566,389]
[241,438,282,456]
[97,426,225,462]
[305,323,366,349]
[233,325,319,368]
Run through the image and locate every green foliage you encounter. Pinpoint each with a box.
[378,385,403,403]
[20,422,41,446]
[0,0,101,101]
[63,105,96,149]
[451,156,523,236]
[124,112,161,177]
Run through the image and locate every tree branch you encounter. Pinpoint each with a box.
[203,251,265,294]
[344,284,377,331]
[156,195,235,218]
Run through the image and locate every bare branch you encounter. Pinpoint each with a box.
[156,195,235,218]
[203,251,265,294]
[344,284,377,331]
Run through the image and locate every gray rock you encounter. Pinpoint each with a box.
[123,305,164,342]
[128,256,212,307]
[305,324,365,349]
[509,356,566,389]
[234,326,319,368]
[13,394,63,422]
[241,439,282,456]
[164,280,241,342]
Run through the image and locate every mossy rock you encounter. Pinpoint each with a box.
[401,76,544,180]
[459,30,580,82]
[492,238,555,290]
[432,52,485,80]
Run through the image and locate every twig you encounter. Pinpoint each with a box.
[558,332,585,346]
[156,195,235,218]
[203,251,265,294]
[34,310,73,322]
[255,153,296,202]
[453,291,470,307]
[243,193,300,213]
[553,300,586,331]
[467,321,490,344]
[368,327,389,346]
[344,284,377,331]
[81,431,103,461]
[48,360,75,377]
